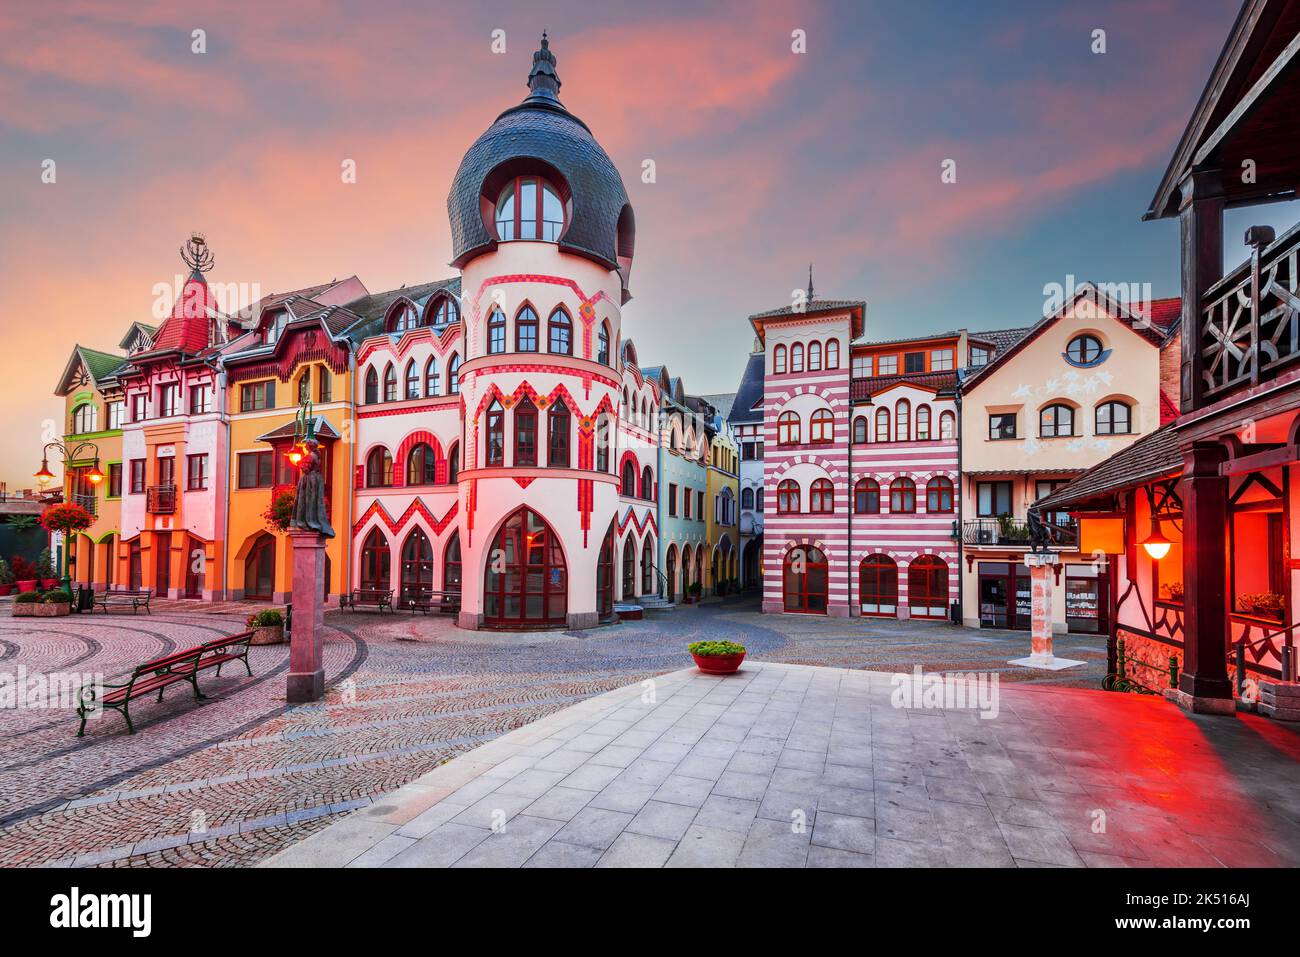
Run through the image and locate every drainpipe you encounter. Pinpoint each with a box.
[847,398,854,618]
[344,347,357,602]
[955,388,964,624]
[217,360,230,601]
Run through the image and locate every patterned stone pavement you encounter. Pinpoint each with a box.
[0,596,1108,867]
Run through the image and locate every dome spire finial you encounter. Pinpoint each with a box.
[526,30,562,101]
[807,263,815,302]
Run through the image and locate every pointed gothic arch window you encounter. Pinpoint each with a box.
[515,304,539,352]
[383,363,397,402]
[514,398,538,466]
[486,400,505,466]
[424,356,439,396]
[548,399,570,468]
[487,309,506,355]
[548,307,572,355]
[364,366,379,404]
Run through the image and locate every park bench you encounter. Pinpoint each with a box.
[76,631,255,736]
[94,588,153,615]
[400,590,461,615]
[338,588,395,613]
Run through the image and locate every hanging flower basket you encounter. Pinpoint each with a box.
[39,503,94,536]
[263,488,296,533]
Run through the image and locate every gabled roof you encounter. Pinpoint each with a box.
[967,326,1032,353]
[345,278,462,342]
[256,416,340,443]
[55,346,128,396]
[222,297,366,365]
[749,297,866,344]
[118,322,158,353]
[853,371,959,400]
[1034,424,1183,511]
[699,392,736,421]
[234,276,366,328]
[728,353,765,424]
[1145,0,1300,220]
[961,285,1178,393]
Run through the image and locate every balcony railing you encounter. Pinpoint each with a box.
[1199,223,1300,403]
[146,484,176,514]
[72,492,97,517]
[961,517,1077,549]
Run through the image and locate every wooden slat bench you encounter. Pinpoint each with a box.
[94,588,153,615]
[339,588,395,613]
[401,590,461,615]
[76,630,255,736]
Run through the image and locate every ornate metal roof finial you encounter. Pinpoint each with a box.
[180,231,215,277]
[807,263,815,302]
[527,30,562,99]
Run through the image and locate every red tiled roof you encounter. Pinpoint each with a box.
[1148,296,1181,329]
[150,272,219,354]
[1035,424,1182,511]
[1159,389,1179,425]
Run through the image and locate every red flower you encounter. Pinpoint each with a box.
[40,503,94,535]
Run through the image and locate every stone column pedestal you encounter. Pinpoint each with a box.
[1008,552,1084,671]
[287,529,327,702]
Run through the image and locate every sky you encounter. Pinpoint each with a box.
[0,0,1288,489]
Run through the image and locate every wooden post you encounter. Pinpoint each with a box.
[1178,167,1223,413]
[1174,441,1234,713]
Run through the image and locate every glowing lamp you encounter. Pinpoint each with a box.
[87,461,105,485]
[1140,520,1171,560]
[287,445,305,466]
[33,458,54,483]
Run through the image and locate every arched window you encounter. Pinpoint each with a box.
[515,305,539,352]
[826,339,839,369]
[810,409,834,444]
[889,477,916,513]
[392,304,419,333]
[366,447,393,487]
[433,295,459,326]
[926,476,954,512]
[548,307,572,355]
[360,528,390,592]
[915,405,931,441]
[854,478,880,514]
[71,403,97,434]
[622,388,630,418]
[774,344,787,374]
[494,175,565,242]
[597,322,611,365]
[641,465,653,500]
[622,536,636,599]
[860,555,898,617]
[406,442,438,486]
[485,400,505,466]
[404,360,420,400]
[665,545,678,601]
[777,479,800,513]
[808,340,822,372]
[777,410,801,445]
[784,545,828,614]
[741,487,754,509]
[597,521,615,619]
[853,416,868,444]
[317,369,332,403]
[908,556,949,619]
[424,356,439,396]
[790,342,805,373]
[447,353,460,394]
[382,363,397,402]
[443,532,462,592]
[810,478,834,513]
[446,442,460,483]
[1095,400,1132,435]
[244,533,276,600]
[641,536,654,594]
[364,366,379,404]
[484,507,567,626]
[487,309,506,355]
[875,407,891,442]
[400,527,434,605]
[895,399,911,442]
[548,399,570,468]
[940,410,956,440]
[621,459,637,496]
[1066,334,1104,366]
[1040,403,1075,438]
[514,398,538,466]
[595,416,611,472]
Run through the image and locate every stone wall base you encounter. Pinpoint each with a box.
[1164,688,1236,715]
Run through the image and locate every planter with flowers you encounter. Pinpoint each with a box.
[13,591,70,617]
[0,558,13,596]
[263,488,296,533]
[1237,592,1284,622]
[247,608,286,645]
[688,639,746,675]
[39,504,94,595]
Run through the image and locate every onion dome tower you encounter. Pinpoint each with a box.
[448,34,634,630]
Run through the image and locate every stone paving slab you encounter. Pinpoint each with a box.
[263,661,1300,868]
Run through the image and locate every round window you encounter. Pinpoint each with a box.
[1066,334,1104,366]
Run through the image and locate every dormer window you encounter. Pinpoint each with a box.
[265,311,287,344]
[393,304,420,333]
[495,176,565,242]
[433,296,459,326]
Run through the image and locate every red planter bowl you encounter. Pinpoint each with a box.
[691,651,746,675]
[0,584,11,596]
[16,580,36,593]
[41,579,59,590]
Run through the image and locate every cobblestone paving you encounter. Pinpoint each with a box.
[0,596,1106,867]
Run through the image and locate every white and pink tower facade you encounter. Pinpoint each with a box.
[351,35,636,630]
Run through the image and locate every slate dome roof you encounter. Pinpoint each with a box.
[447,34,633,278]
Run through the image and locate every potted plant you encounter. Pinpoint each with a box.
[263,488,296,533]
[38,504,93,590]
[12,556,37,593]
[36,547,58,590]
[247,608,286,645]
[0,558,13,597]
[687,581,702,604]
[1160,581,1184,603]
[1238,592,1284,621]
[13,590,70,617]
[688,639,746,675]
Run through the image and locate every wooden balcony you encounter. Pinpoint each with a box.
[1199,222,1300,405]
[146,484,176,514]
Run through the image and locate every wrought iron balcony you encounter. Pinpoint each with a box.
[1199,223,1300,405]
[961,517,1077,549]
[146,484,177,514]
[71,492,97,517]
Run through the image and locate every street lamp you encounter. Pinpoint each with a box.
[1140,518,1171,560]
[34,439,102,599]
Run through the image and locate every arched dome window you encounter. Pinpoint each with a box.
[495,175,566,242]
[515,305,539,352]
[364,366,379,404]
[548,307,572,355]
[447,354,460,395]
[432,295,459,326]
[407,443,439,486]
[597,322,611,365]
[382,363,397,402]
[487,309,507,355]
